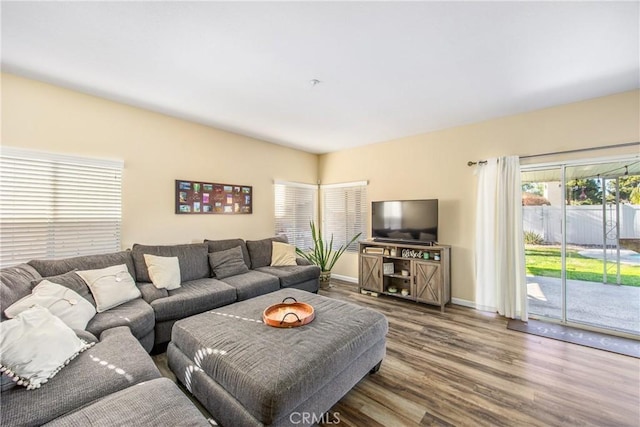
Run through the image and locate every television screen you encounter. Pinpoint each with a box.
[371,199,438,244]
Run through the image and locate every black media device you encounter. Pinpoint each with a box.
[371,199,438,244]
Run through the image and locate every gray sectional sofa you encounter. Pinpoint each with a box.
[0,236,320,426]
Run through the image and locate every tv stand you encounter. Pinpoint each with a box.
[359,240,451,312]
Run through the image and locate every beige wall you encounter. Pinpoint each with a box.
[319,90,640,303]
[3,72,638,304]
[1,73,318,249]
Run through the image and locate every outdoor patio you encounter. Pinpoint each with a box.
[527,275,640,335]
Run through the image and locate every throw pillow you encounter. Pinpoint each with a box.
[76,264,141,313]
[208,246,249,279]
[271,241,298,266]
[4,280,96,330]
[0,305,94,390]
[31,270,96,307]
[143,254,181,290]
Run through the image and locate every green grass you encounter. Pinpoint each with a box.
[525,245,640,287]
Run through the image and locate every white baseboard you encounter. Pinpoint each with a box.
[331,274,358,284]
[332,278,479,310]
[451,297,476,308]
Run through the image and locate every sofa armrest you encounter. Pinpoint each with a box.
[296,257,312,266]
[99,325,135,341]
[137,281,168,304]
[74,329,99,344]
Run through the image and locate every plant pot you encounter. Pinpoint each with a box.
[319,270,332,289]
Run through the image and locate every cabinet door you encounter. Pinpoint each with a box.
[360,255,383,292]
[413,261,441,304]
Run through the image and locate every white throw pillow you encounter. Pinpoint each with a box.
[143,254,181,290]
[0,305,94,390]
[76,264,141,313]
[271,241,298,266]
[4,280,96,330]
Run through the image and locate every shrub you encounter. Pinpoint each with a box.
[522,192,551,206]
[524,231,544,245]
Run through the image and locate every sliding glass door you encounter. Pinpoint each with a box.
[522,166,564,321]
[522,156,640,336]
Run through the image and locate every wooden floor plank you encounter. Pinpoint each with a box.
[320,281,640,427]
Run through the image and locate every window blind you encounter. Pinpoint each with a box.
[0,147,123,268]
[321,181,368,252]
[274,181,318,250]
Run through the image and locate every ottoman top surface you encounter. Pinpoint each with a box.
[171,288,388,423]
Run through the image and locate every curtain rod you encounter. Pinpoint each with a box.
[467,141,640,166]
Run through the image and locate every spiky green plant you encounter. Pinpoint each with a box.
[296,220,361,272]
[524,230,544,245]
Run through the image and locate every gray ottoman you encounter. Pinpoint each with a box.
[167,288,388,427]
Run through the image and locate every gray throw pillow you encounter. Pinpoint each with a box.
[209,246,249,279]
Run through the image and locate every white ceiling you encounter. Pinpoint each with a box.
[2,1,638,154]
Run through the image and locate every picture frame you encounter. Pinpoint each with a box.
[175,179,252,214]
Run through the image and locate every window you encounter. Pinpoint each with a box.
[322,181,368,252]
[274,181,318,249]
[0,147,123,268]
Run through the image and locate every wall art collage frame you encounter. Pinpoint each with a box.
[175,179,252,214]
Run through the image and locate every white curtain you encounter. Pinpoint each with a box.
[475,156,527,320]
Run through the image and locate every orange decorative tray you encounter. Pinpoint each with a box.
[263,297,315,328]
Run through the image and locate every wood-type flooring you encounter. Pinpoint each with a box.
[319,281,640,427]
[154,280,640,426]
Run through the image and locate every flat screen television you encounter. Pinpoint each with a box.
[371,199,438,244]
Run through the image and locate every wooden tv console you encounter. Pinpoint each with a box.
[358,240,451,312]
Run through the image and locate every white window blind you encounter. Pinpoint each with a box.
[274,181,318,250]
[0,147,123,268]
[322,181,368,252]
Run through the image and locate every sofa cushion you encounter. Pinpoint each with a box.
[85,298,155,342]
[246,236,288,269]
[151,278,237,322]
[255,265,321,288]
[0,326,161,426]
[208,246,249,279]
[132,243,209,283]
[76,264,141,313]
[143,254,181,290]
[204,238,251,268]
[0,263,42,320]
[270,241,297,266]
[5,280,96,330]
[0,305,94,390]
[43,378,211,427]
[28,251,136,278]
[296,257,313,266]
[218,271,280,301]
[137,281,169,304]
[32,271,96,307]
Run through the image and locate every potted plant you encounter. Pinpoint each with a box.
[296,220,362,289]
